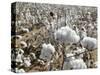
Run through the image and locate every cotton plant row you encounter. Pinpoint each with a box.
[15,3,97,35]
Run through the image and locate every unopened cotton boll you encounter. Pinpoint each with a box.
[54,26,80,44]
[81,37,97,50]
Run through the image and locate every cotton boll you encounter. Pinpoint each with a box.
[63,53,87,70]
[12,35,22,40]
[69,30,80,43]
[21,27,29,33]
[47,44,55,53]
[16,53,23,63]
[18,69,25,73]
[37,59,45,65]
[81,37,97,50]
[23,57,31,67]
[30,53,36,60]
[69,58,87,69]
[17,48,24,54]
[13,49,24,63]
[42,43,47,50]
[20,41,27,48]
[63,53,75,70]
[15,68,25,73]
[40,43,55,61]
[54,26,80,44]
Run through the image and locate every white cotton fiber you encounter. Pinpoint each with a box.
[81,37,97,50]
[54,26,80,44]
[40,43,55,61]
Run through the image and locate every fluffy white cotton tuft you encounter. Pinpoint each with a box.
[54,26,80,44]
[81,37,97,50]
[16,53,23,63]
[69,58,87,69]
[15,68,25,73]
[63,53,87,70]
[40,43,55,61]
[23,57,31,67]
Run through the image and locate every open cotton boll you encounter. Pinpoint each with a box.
[12,35,22,40]
[16,53,23,63]
[72,25,79,35]
[63,53,87,70]
[54,26,80,44]
[23,57,31,67]
[15,68,25,73]
[69,58,87,69]
[69,30,80,43]
[17,48,24,54]
[20,41,27,48]
[81,37,97,50]
[47,44,55,53]
[40,43,55,61]
[30,53,36,60]
[63,53,75,70]
[21,27,29,33]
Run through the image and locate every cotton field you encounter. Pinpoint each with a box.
[11,2,97,73]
